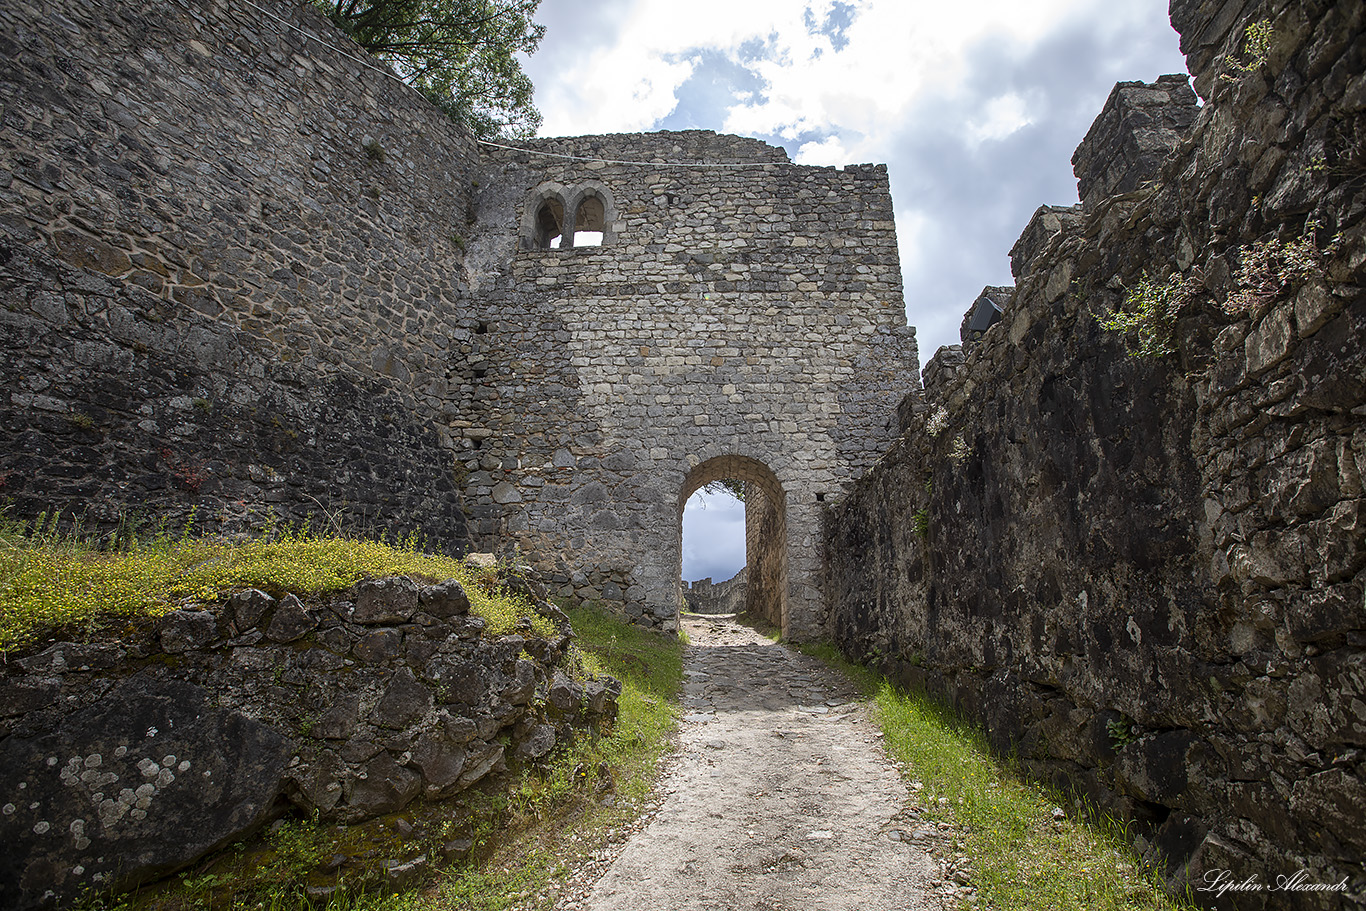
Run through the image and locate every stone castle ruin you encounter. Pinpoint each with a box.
[683,567,748,616]
[0,0,913,643]
[0,0,1362,907]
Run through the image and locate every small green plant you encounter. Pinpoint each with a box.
[362,137,386,162]
[451,232,467,252]
[68,412,96,430]
[948,434,970,462]
[912,508,930,539]
[1224,221,1339,315]
[924,405,949,437]
[1107,716,1140,749]
[367,184,382,199]
[1226,18,1272,75]
[1099,271,1203,358]
[191,397,212,414]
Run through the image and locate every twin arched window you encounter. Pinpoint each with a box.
[525,182,616,251]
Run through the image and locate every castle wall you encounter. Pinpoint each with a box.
[460,132,917,637]
[683,567,748,615]
[0,0,918,640]
[0,0,480,543]
[824,1,1365,902]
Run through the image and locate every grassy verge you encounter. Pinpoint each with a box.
[798,643,1196,911]
[431,604,683,910]
[0,514,551,654]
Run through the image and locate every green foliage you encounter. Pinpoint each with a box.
[0,513,551,654]
[313,0,545,139]
[799,644,1196,911]
[700,478,746,502]
[1100,271,1202,358]
[1107,716,1139,749]
[1228,19,1272,74]
[912,508,930,540]
[1225,222,1339,315]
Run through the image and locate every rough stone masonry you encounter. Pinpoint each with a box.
[0,0,916,641]
[825,2,1365,908]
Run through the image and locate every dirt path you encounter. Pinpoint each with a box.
[556,615,951,911]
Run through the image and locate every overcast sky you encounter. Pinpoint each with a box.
[520,0,1190,582]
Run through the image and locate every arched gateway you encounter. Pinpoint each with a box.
[678,456,788,630]
[459,131,918,640]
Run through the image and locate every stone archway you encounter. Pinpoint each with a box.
[676,455,788,635]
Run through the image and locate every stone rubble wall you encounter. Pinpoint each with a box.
[824,1,1365,906]
[682,567,748,615]
[744,482,786,628]
[460,132,917,637]
[0,573,619,911]
[0,0,484,544]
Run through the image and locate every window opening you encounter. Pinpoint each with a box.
[535,199,564,249]
[571,195,605,248]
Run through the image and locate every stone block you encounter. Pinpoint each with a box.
[159,610,219,654]
[373,668,432,730]
[351,577,419,625]
[0,676,289,907]
[265,594,316,643]
[419,580,470,618]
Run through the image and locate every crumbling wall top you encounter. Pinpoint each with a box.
[1071,74,1199,212]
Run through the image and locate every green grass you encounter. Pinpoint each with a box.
[0,514,552,654]
[799,643,1196,911]
[433,604,683,909]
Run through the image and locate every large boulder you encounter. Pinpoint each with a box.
[0,674,290,910]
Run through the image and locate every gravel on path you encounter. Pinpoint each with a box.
[555,614,957,911]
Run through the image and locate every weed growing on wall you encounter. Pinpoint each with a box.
[1224,222,1340,315]
[925,405,950,437]
[1224,19,1273,76]
[1099,271,1203,358]
[1106,716,1140,749]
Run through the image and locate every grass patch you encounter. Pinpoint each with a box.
[0,514,551,655]
[799,643,1195,911]
[429,603,683,909]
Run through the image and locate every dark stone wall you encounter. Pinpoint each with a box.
[824,2,1365,906]
[0,575,618,910]
[0,0,480,543]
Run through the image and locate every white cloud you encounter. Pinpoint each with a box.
[526,0,1188,362]
[794,134,849,165]
[965,92,1033,144]
[681,489,746,582]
